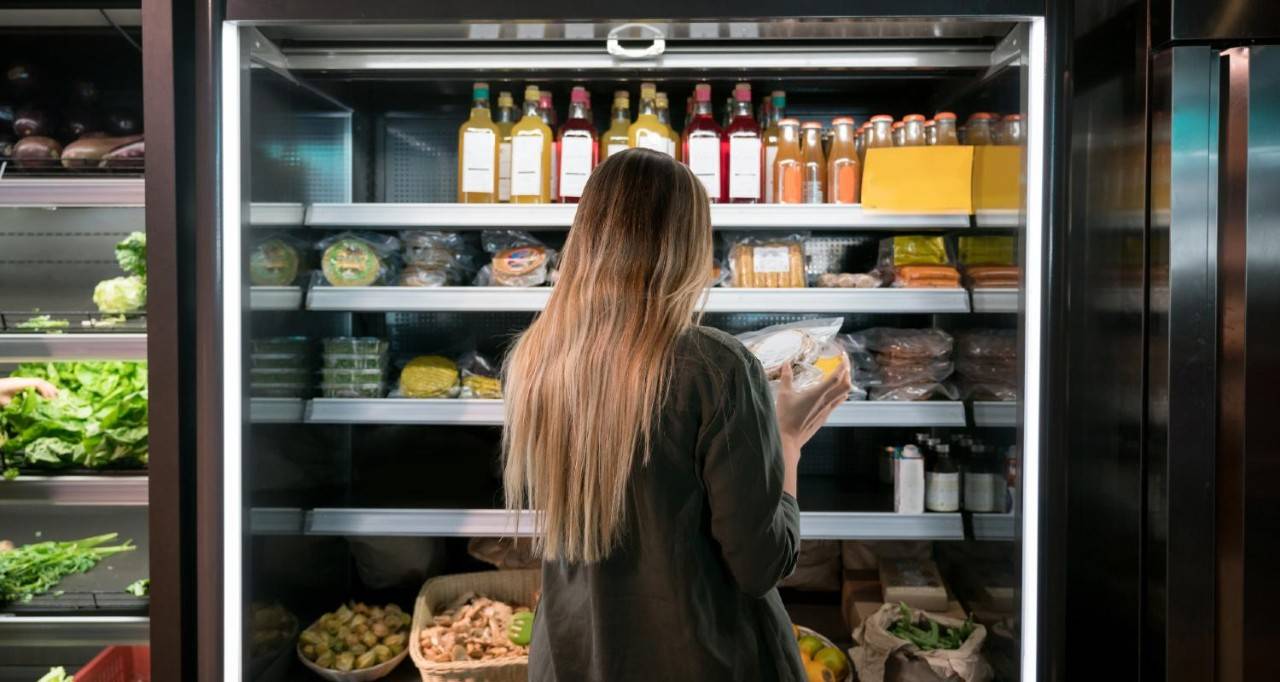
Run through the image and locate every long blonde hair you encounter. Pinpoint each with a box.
[503,149,713,563]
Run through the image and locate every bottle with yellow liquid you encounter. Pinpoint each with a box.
[456,81,500,203]
[600,90,631,159]
[494,91,517,202]
[510,85,553,203]
[655,91,680,161]
[761,90,785,203]
[628,83,671,156]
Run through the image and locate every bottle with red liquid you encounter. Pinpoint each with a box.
[557,86,599,204]
[539,91,559,201]
[724,82,762,203]
[682,83,724,202]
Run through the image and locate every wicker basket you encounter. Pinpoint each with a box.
[409,569,541,682]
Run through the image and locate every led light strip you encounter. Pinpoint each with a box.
[1020,17,1047,682]
[221,21,244,682]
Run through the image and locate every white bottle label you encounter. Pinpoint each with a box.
[511,134,544,197]
[925,472,961,512]
[461,128,496,194]
[636,130,668,154]
[498,140,512,201]
[559,134,594,199]
[752,246,791,273]
[728,137,762,200]
[688,136,721,196]
[667,137,676,158]
[764,144,778,203]
[607,142,629,157]
[549,141,559,200]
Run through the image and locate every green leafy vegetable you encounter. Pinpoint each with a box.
[37,667,74,682]
[93,275,146,314]
[0,362,148,472]
[16,315,69,333]
[0,533,135,603]
[888,602,975,651]
[115,232,147,278]
[125,577,150,596]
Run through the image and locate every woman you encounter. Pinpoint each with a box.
[504,148,851,682]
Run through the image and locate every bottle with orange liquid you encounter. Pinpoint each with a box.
[827,116,860,204]
[800,121,827,203]
[966,112,996,145]
[725,82,762,203]
[557,86,598,203]
[509,86,553,203]
[902,114,928,146]
[600,90,631,159]
[773,119,803,204]
[934,112,960,145]
[761,90,786,203]
[456,81,500,203]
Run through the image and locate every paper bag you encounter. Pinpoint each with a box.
[851,603,993,682]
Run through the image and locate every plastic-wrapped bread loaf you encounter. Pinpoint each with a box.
[729,238,806,288]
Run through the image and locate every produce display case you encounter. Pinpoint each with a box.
[0,6,151,680]
[212,8,1046,681]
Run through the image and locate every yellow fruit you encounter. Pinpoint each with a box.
[797,635,825,660]
[804,657,836,682]
[814,647,849,679]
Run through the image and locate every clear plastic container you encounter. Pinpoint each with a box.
[319,383,386,398]
[250,368,312,383]
[320,368,387,383]
[321,337,387,355]
[321,353,389,369]
[250,383,312,398]
[250,336,310,354]
[249,353,312,369]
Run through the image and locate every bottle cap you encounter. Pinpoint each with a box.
[694,83,712,102]
[1003,114,1023,121]
[771,90,786,106]
[524,85,540,101]
[640,82,656,98]
[832,116,854,126]
[655,92,669,106]
[472,82,490,99]
[870,114,894,123]
[935,111,957,121]
[904,113,926,122]
[923,120,936,127]
[778,118,799,127]
[497,91,514,107]
[614,89,628,99]
[539,91,553,106]
[571,87,589,104]
[969,112,996,121]
[891,121,904,129]
[902,444,922,459]
[801,121,822,130]
[734,83,752,102]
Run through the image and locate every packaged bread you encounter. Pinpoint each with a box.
[458,351,502,399]
[729,236,807,288]
[398,355,460,398]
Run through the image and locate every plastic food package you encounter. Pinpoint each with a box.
[482,229,554,287]
[728,234,808,288]
[893,265,962,288]
[250,368,311,383]
[398,355,460,398]
[398,230,478,286]
[249,353,311,370]
[458,351,502,399]
[816,272,883,288]
[318,382,385,398]
[737,318,844,393]
[249,236,304,286]
[316,231,400,287]
[251,336,310,354]
[251,383,311,398]
[879,236,961,288]
[844,328,957,401]
[964,266,1020,289]
[322,354,388,370]
[955,330,1018,400]
[322,337,387,355]
[320,368,386,384]
[957,236,1015,266]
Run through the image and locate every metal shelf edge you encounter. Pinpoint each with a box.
[0,177,145,207]
[0,476,148,506]
[970,288,1018,313]
[972,401,1018,427]
[250,202,307,226]
[250,286,304,310]
[0,334,147,361]
[970,512,1017,541]
[250,398,306,423]
[0,616,149,646]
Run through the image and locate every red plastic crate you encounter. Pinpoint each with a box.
[75,646,150,682]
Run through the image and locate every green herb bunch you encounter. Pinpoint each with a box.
[888,602,975,651]
[0,533,135,603]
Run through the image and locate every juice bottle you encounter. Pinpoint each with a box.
[773,118,802,204]
[456,81,500,203]
[725,82,762,204]
[827,116,860,205]
[934,112,960,145]
[539,91,559,201]
[902,114,927,146]
[510,85,553,203]
[682,83,724,201]
[655,92,681,161]
[557,86,598,203]
[495,90,517,202]
[800,121,827,203]
[628,82,670,155]
[966,112,995,145]
[761,90,786,203]
[867,115,894,152]
[855,121,870,164]
[600,90,631,159]
[998,114,1024,145]
[924,119,937,146]
[892,121,905,147]
[722,95,733,128]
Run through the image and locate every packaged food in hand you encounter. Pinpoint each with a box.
[728,234,808,288]
[458,352,502,399]
[317,231,400,287]
[399,355,460,399]
[737,317,845,393]
[249,236,304,286]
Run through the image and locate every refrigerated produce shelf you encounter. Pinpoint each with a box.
[303,203,972,230]
[297,508,965,541]
[971,288,1019,313]
[250,285,304,310]
[250,398,306,423]
[306,286,972,314]
[971,512,1017,541]
[972,401,1018,427]
[0,177,145,208]
[0,476,148,506]
[0,616,149,647]
[303,398,967,428]
[0,334,147,361]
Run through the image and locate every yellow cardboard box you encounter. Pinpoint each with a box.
[971,144,1023,211]
[862,146,975,214]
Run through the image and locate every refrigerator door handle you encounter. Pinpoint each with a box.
[606,23,666,60]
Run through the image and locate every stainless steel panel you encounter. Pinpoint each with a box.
[0,617,149,647]
[1156,0,1280,44]
[0,476,149,506]
[0,334,148,362]
[0,179,145,207]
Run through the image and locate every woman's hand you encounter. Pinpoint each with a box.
[0,377,58,408]
[774,357,852,497]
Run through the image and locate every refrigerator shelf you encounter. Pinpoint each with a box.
[303,202,972,230]
[0,476,148,506]
[971,512,1017,541]
[294,508,965,541]
[0,616,149,647]
[250,285,304,310]
[306,286,973,314]
[971,288,1019,313]
[0,177,145,208]
[0,333,147,361]
[302,398,967,428]
[972,209,1022,228]
[250,397,306,423]
[249,202,306,226]
[972,401,1018,427]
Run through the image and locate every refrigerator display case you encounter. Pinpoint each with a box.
[0,6,150,679]
[212,10,1049,681]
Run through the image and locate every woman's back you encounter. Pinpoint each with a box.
[531,326,804,682]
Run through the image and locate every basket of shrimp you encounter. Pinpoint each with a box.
[408,569,541,682]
